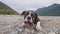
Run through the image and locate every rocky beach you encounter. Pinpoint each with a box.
[0,15,60,34]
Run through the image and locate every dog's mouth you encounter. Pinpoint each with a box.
[25,21,32,25]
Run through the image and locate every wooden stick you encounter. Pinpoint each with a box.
[30,23,38,31]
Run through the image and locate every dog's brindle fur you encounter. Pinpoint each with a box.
[21,10,41,31]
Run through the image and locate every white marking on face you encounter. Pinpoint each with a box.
[24,12,33,23]
[29,11,31,16]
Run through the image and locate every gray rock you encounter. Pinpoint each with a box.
[0,15,60,34]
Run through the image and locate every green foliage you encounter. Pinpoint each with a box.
[0,9,19,15]
[0,1,20,15]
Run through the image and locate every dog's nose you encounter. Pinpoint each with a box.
[27,17,31,20]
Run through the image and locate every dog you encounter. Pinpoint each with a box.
[21,10,41,32]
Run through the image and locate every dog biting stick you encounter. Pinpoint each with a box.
[19,21,39,32]
[29,22,38,31]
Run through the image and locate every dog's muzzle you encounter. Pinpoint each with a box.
[27,16,31,20]
[24,21,32,25]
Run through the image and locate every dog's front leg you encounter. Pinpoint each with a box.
[19,23,26,32]
[36,21,41,31]
[19,23,25,28]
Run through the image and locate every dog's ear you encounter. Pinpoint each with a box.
[35,12,40,21]
[21,11,26,15]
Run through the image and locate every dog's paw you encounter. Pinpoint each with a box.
[36,25,41,32]
[36,22,41,32]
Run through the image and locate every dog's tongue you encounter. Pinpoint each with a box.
[25,21,32,25]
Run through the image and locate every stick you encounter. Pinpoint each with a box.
[30,23,38,31]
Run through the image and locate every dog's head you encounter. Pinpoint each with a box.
[21,10,39,24]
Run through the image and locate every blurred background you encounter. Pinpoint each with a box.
[0,0,60,16]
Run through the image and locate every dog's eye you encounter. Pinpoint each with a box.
[26,12,29,15]
[25,12,29,15]
[31,14,34,17]
[27,13,29,15]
